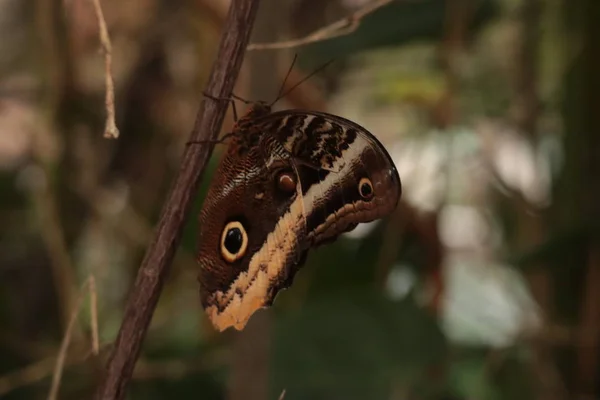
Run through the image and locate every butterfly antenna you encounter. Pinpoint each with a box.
[270,57,335,106]
[231,93,253,105]
[271,54,298,106]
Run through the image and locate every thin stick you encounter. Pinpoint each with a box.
[47,281,89,400]
[247,0,394,51]
[89,275,100,355]
[90,0,119,139]
[2,273,100,398]
[93,0,261,398]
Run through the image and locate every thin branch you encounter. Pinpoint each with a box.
[0,339,227,397]
[47,294,84,400]
[89,275,100,355]
[93,0,261,398]
[247,0,394,51]
[197,0,327,110]
[48,276,99,400]
[90,0,119,139]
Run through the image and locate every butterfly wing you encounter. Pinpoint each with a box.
[197,129,308,332]
[197,110,401,332]
[258,110,402,245]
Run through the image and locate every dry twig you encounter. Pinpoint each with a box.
[90,0,119,139]
[247,0,394,51]
[48,276,99,400]
[89,275,100,355]
[93,0,260,398]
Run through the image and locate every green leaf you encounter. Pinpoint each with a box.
[271,289,446,400]
[448,353,499,400]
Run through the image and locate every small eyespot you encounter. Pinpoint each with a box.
[220,221,248,262]
[277,171,297,193]
[358,177,374,200]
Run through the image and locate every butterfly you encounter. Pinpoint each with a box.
[196,62,401,332]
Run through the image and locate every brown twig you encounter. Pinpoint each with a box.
[89,275,100,355]
[246,0,394,51]
[576,248,600,395]
[48,276,99,400]
[90,0,119,139]
[198,0,327,111]
[47,293,84,400]
[93,0,260,398]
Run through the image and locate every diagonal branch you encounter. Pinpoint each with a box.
[246,0,393,51]
[93,0,261,398]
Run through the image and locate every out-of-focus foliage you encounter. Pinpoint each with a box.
[300,0,498,60]
[271,291,446,400]
[1,0,599,399]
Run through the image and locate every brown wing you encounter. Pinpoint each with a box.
[197,132,308,332]
[197,110,401,332]
[256,110,402,245]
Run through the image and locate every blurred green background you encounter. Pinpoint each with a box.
[0,0,598,399]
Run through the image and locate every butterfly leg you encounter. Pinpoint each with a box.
[202,91,257,122]
[202,91,241,121]
[189,91,253,147]
[185,131,241,147]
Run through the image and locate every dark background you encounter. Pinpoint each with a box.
[0,0,598,399]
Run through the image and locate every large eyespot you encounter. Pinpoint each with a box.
[220,221,248,263]
[276,170,297,194]
[358,177,374,200]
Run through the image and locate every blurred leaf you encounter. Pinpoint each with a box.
[299,0,498,62]
[448,353,499,400]
[130,371,223,400]
[0,172,26,209]
[376,72,447,104]
[492,348,536,400]
[271,289,446,400]
[510,222,595,269]
[299,220,394,295]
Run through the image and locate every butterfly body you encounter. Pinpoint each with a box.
[197,105,401,331]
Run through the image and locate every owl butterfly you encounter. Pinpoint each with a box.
[196,61,401,332]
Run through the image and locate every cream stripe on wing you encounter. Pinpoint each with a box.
[302,137,365,214]
[206,138,370,331]
[206,184,306,330]
[220,166,262,199]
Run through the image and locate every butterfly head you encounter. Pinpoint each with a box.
[243,101,272,121]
